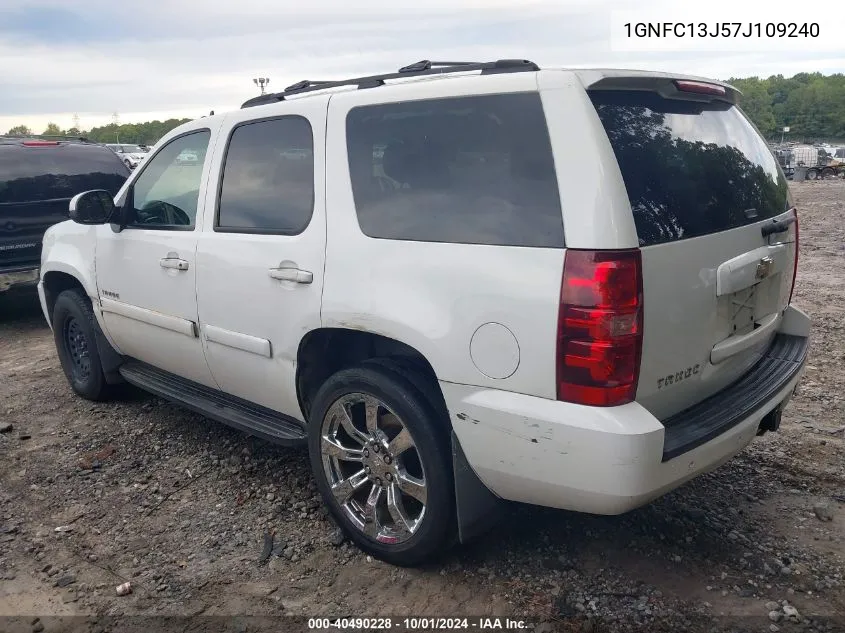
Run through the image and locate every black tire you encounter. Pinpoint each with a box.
[806,168,818,180]
[53,289,111,401]
[360,358,449,424]
[308,364,455,566]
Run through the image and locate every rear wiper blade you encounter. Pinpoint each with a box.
[761,215,796,238]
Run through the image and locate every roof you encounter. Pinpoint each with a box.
[239,60,738,111]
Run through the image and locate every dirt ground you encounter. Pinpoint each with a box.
[1,181,843,633]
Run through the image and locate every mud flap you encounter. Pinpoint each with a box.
[92,317,125,385]
[452,431,504,544]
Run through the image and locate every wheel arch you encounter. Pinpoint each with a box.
[295,327,441,421]
[43,269,125,383]
[42,269,91,328]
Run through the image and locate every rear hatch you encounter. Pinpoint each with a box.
[0,142,128,269]
[588,78,797,420]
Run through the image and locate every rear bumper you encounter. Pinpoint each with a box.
[0,265,39,292]
[444,307,809,515]
[662,333,807,460]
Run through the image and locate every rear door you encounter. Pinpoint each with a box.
[194,100,327,420]
[588,83,797,420]
[0,142,127,272]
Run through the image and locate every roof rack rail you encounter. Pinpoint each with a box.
[241,58,539,109]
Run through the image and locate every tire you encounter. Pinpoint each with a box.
[308,364,455,566]
[52,289,111,401]
[361,358,449,424]
[821,168,835,180]
[806,168,818,180]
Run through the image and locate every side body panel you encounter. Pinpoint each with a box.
[322,73,566,399]
[537,71,640,250]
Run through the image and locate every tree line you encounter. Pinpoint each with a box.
[4,71,845,145]
[728,72,845,142]
[4,119,191,145]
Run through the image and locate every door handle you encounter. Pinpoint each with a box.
[159,257,189,271]
[268,267,313,284]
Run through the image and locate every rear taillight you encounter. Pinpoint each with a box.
[22,140,59,146]
[556,249,643,407]
[788,208,799,304]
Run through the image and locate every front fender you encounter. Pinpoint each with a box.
[40,221,102,332]
[40,221,99,300]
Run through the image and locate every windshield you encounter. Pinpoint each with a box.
[590,90,790,246]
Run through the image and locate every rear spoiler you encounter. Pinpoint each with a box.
[576,70,739,105]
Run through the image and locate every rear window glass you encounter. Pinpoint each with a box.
[346,93,564,247]
[590,91,789,247]
[0,144,128,204]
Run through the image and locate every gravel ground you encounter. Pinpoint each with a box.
[0,181,843,633]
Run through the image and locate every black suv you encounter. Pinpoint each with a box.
[0,137,129,293]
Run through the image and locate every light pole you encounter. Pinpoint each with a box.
[253,77,271,95]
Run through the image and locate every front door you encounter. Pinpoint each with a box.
[96,127,218,387]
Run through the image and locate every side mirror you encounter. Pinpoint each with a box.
[69,190,116,225]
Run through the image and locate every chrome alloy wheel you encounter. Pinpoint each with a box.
[320,393,427,544]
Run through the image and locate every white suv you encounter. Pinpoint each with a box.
[105,144,149,170]
[38,60,809,565]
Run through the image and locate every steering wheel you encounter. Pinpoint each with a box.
[137,200,191,226]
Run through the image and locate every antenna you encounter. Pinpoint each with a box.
[252,77,271,95]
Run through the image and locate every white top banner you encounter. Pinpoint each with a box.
[611,7,845,52]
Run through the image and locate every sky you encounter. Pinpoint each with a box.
[1,0,843,133]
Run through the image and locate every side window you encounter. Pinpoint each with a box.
[217,117,314,234]
[345,93,564,247]
[128,130,210,229]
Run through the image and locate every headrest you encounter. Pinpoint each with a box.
[382,139,450,188]
[381,141,415,184]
